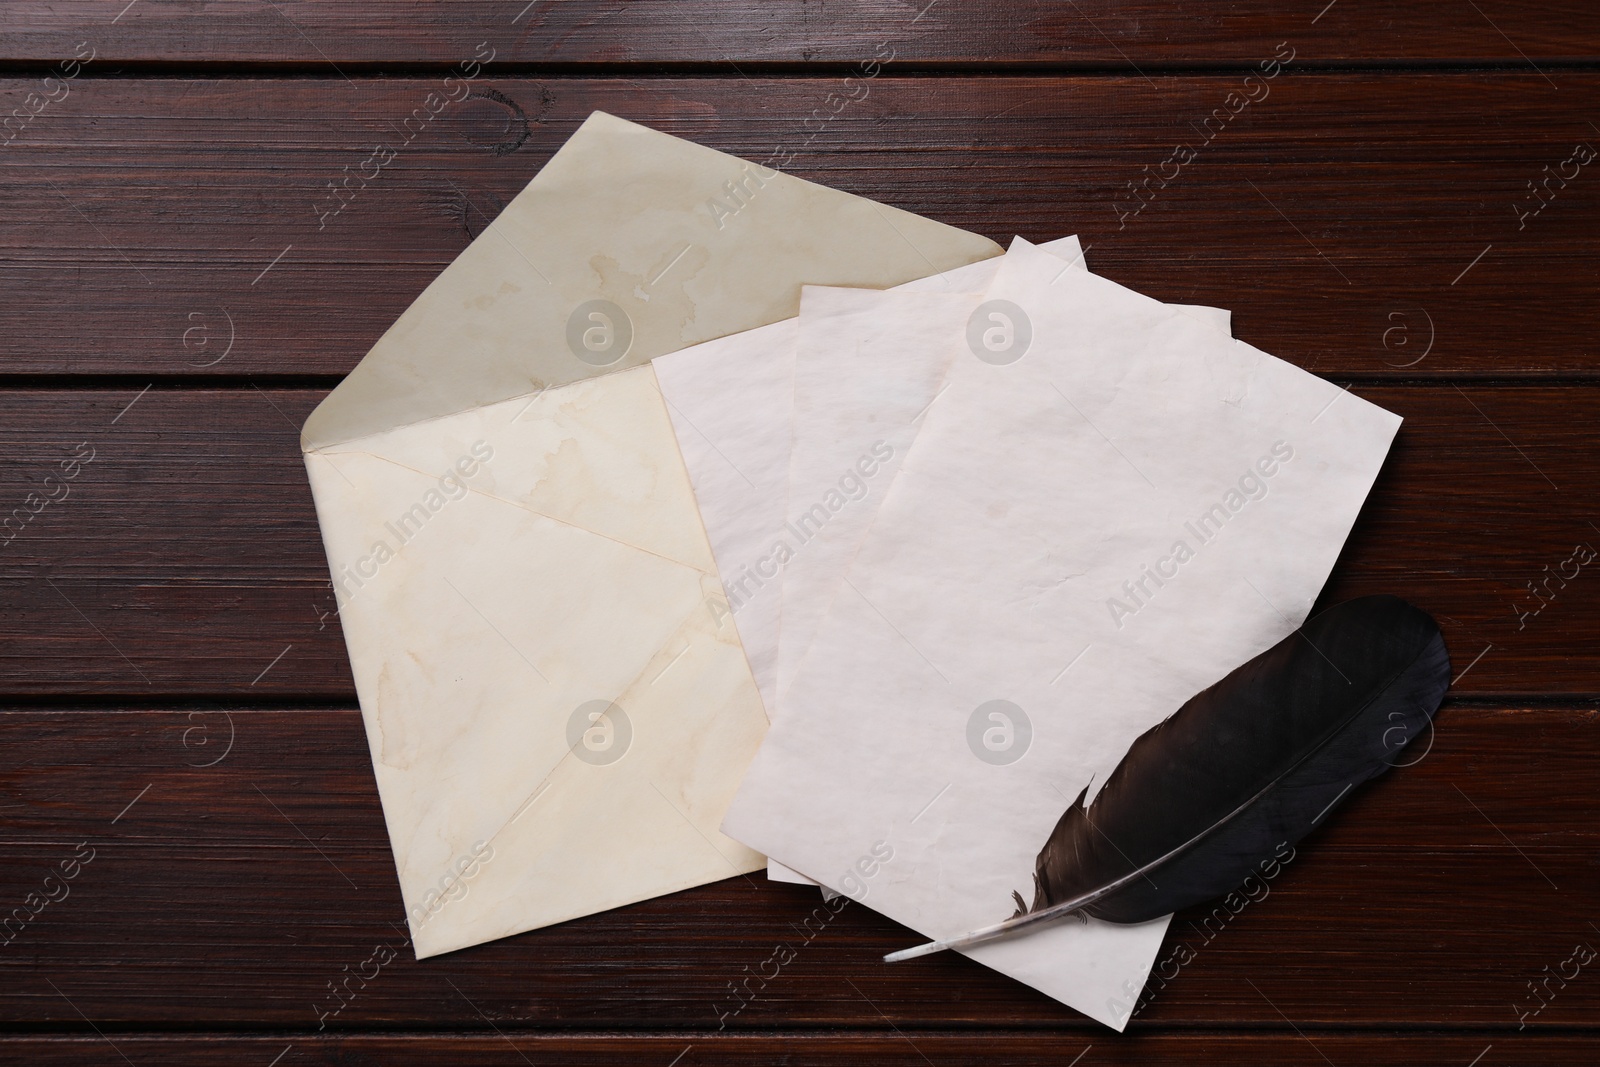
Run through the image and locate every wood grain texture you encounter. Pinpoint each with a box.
[2,0,1598,67]
[0,704,1595,1029]
[1,75,1599,377]
[0,1032,1590,1066]
[0,385,1595,697]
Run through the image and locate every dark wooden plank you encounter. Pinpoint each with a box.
[0,388,346,697]
[0,703,1594,1028]
[3,2,1593,1057]
[0,385,1596,697]
[0,1032,1591,1066]
[2,74,1599,377]
[2,0,1598,66]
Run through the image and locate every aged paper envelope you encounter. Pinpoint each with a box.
[301,111,1001,957]
[723,239,1400,1027]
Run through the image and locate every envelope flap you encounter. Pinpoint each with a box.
[302,111,1001,451]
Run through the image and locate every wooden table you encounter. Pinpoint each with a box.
[3,3,1597,1063]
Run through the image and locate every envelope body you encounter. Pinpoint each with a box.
[301,111,1001,956]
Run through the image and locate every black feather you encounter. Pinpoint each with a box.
[1014,593,1450,925]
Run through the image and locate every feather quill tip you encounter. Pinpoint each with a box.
[882,941,948,963]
